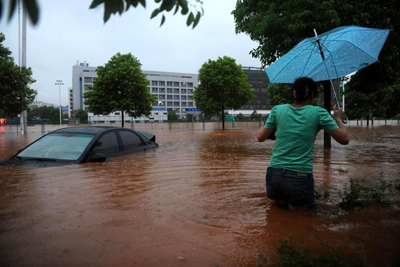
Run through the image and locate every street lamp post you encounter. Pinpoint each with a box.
[55,80,64,125]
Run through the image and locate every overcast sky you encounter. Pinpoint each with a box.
[1,0,262,106]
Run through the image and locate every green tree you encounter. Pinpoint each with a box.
[236,113,245,121]
[0,33,37,117]
[250,110,261,121]
[1,0,203,28]
[28,106,60,124]
[193,56,255,129]
[84,52,156,127]
[233,0,341,67]
[75,109,88,123]
[267,84,292,106]
[233,0,400,119]
[168,109,178,121]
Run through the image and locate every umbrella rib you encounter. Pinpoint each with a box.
[270,46,316,83]
[301,44,320,78]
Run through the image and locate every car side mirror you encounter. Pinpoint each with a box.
[89,153,106,162]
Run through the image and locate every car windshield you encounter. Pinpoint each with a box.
[18,133,95,160]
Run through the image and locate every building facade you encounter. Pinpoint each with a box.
[241,66,271,110]
[71,61,199,119]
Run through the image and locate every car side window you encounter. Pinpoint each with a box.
[119,130,143,150]
[92,131,120,157]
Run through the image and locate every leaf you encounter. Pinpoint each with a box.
[138,0,146,8]
[192,11,201,28]
[186,12,194,26]
[23,0,39,24]
[160,0,176,12]
[150,8,160,19]
[125,0,140,10]
[178,0,188,15]
[89,0,106,9]
[173,3,179,15]
[103,0,124,22]
[160,14,166,26]
[7,0,17,21]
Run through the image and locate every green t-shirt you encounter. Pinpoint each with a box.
[265,104,338,173]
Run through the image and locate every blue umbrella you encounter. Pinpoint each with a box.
[265,25,390,110]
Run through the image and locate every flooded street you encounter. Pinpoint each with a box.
[0,123,399,266]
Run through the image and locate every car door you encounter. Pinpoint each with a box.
[91,131,122,159]
[118,130,147,154]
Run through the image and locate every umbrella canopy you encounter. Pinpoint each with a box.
[265,25,390,84]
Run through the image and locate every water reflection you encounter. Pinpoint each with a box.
[0,125,399,266]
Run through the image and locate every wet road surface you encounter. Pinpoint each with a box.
[0,123,399,266]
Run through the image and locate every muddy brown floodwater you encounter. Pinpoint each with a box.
[0,123,399,266]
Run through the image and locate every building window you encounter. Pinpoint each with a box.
[167,88,172,93]
[188,102,194,107]
[174,102,180,107]
[167,95,172,100]
[159,101,165,106]
[181,82,187,87]
[181,89,186,94]
[188,89,193,94]
[173,88,179,94]
[173,82,179,87]
[159,95,165,100]
[188,96,193,100]
[173,95,179,100]
[152,88,158,93]
[181,95,187,100]
[159,88,165,93]
[84,85,91,91]
[188,82,193,88]
[84,77,92,83]
[167,81,172,86]
[181,102,187,107]
[159,81,165,86]
[167,101,173,106]
[152,81,158,86]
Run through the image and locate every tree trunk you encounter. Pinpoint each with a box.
[221,104,225,130]
[121,110,124,128]
[323,81,331,148]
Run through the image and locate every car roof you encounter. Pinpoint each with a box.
[52,126,128,135]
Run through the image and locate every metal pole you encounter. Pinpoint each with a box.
[55,80,64,125]
[314,29,348,124]
[20,0,28,134]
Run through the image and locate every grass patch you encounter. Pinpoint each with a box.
[338,178,394,209]
[257,235,364,267]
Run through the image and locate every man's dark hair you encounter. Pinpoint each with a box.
[292,77,318,102]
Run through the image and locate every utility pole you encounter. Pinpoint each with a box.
[55,80,64,125]
[19,0,28,134]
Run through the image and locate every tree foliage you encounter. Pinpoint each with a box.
[27,105,60,123]
[0,33,37,117]
[83,52,156,127]
[267,84,292,106]
[233,0,400,118]
[194,56,255,117]
[74,109,88,123]
[168,109,178,121]
[1,0,203,28]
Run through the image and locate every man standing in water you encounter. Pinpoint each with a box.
[257,77,349,210]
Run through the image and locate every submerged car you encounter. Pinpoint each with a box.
[1,126,159,167]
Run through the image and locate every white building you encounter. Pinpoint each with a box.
[71,61,199,120]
